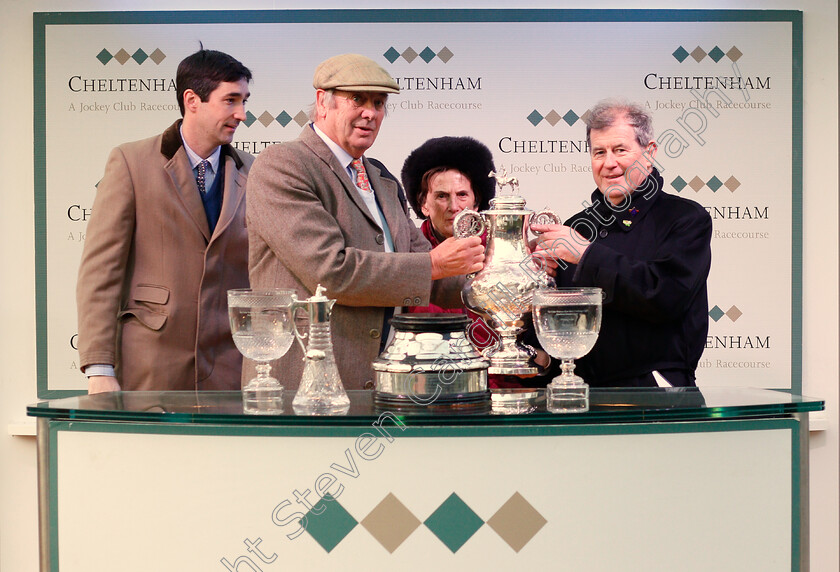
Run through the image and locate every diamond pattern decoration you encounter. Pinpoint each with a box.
[424,493,484,553]
[243,111,257,127]
[724,176,741,192]
[113,48,131,65]
[672,46,689,63]
[544,110,561,126]
[486,492,546,553]
[671,176,688,192]
[437,46,454,63]
[257,111,275,127]
[580,109,592,124]
[383,47,400,64]
[294,111,309,126]
[527,110,544,127]
[419,47,436,63]
[562,109,579,126]
[149,48,166,64]
[96,48,113,65]
[690,46,707,63]
[706,176,723,192]
[708,46,725,63]
[361,493,421,553]
[401,47,419,63]
[688,176,705,192]
[709,305,725,322]
[275,111,293,127]
[725,305,743,321]
[132,48,149,65]
[726,46,743,62]
[303,494,358,553]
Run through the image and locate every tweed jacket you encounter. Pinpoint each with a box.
[247,125,462,390]
[76,120,254,390]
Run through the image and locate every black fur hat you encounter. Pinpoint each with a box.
[401,136,496,219]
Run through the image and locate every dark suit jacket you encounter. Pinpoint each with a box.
[247,125,461,390]
[76,120,254,390]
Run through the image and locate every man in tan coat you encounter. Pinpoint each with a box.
[76,49,254,392]
[247,53,484,390]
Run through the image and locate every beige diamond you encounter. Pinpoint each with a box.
[114,49,131,65]
[437,46,454,63]
[580,109,592,124]
[401,47,418,63]
[258,111,274,127]
[361,493,421,553]
[690,46,707,62]
[724,176,741,192]
[726,305,743,321]
[544,110,561,126]
[727,46,743,62]
[487,492,546,552]
[293,111,309,126]
[688,176,705,192]
[149,48,166,65]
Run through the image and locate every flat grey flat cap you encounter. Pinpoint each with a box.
[313,53,400,94]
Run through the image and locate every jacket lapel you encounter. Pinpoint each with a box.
[165,148,211,241]
[213,150,246,239]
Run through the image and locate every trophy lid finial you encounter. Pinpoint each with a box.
[489,167,520,195]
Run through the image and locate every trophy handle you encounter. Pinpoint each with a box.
[453,209,485,239]
[529,209,560,234]
[290,297,309,354]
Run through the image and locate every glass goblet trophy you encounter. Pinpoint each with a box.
[227,288,297,414]
[533,288,603,413]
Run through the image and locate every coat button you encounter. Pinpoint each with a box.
[369,328,381,339]
[364,380,375,390]
[403,298,412,305]
[413,297,421,305]
[599,229,609,238]
[375,234,384,245]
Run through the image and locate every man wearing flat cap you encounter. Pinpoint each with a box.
[247,53,485,390]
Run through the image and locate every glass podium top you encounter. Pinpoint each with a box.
[27,388,824,427]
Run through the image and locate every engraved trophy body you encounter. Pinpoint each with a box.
[454,170,559,375]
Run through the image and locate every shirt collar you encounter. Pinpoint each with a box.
[179,125,221,173]
[312,122,356,171]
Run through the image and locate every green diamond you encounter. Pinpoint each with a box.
[243,111,257,127]
[419,47,436,63]
[132,48,149,65]
[527,110,544,126]
[708,46,725,63]
[96,49,113,65]
[671,176,687,192]
[276,111,292,127]
[672,46,689,63]
[709,306,725,322]
[563,109,580,126]
[424,493,484,553]
[706,176,723,192]
[383,47,400,64]
[303,493,358,553]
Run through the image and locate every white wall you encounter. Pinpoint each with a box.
[1,1,836,571]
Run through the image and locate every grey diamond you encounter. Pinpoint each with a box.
[544,110,561,126]
[401,47,418,63]
[724,176,741,192]
[258,111,274,127]
[690,46,707,63]
[113,48,131,65]
[294,111,309,126]
[437,46,454,63]
[726,46,743,62]
[149,48,166,64]
[688,176,705,192]
[726,306,743,321]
